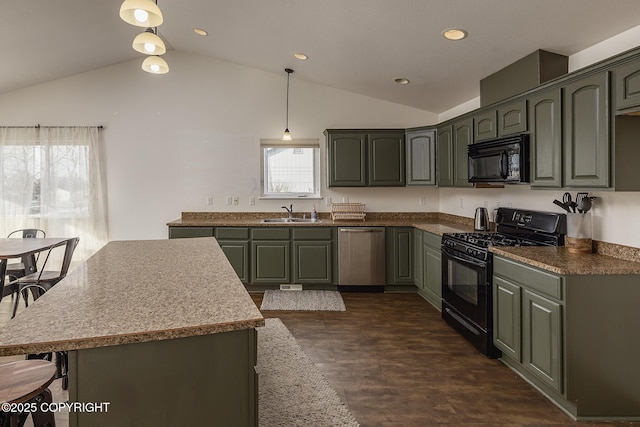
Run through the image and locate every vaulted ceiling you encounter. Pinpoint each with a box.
[3,1,640,113]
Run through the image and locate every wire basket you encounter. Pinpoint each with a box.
[330,202,366,221]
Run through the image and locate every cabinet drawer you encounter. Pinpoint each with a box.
[292,228,334,240]
[494,257,563,300]
[169,226,214,239]
[215,227,250,240]
[251,228,290,240]
[422,231,442,249]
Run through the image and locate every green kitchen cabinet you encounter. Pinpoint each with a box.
[522,288,563,393]
[386,227,413,285]
[420,231,442,310]
[563,72,610,187]
[326,131,367,187]
[436,125,454,187]
[250,228,291,284]
[493,275,522,361]
[292,228,335,285]
[614,58,640,111]
[528,88,563,188]
[369,132,406,186]
[498,99,527,136]
[453,118,474,187]
[413,228,424,289]
[325,129,405,187]
[168,226,214,239]
[216,227,250,283]
[473,110,497,142]
[405,129,436,186]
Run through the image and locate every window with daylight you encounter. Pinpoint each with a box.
[260,139,320,198]
[0,126,109,265]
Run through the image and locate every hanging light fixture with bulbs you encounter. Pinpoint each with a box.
[282,68,294,141]
[119,0,169,74]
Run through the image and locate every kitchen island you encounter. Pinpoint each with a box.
[0,238,264,427]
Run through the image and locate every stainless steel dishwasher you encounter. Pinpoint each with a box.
[338,227,386,288]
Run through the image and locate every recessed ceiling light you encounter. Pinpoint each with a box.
[193,28,208,36]
[293,52,308,60]
[394,78,410,85]
[442,28,468,41]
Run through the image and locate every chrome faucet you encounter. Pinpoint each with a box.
[281,204,293,219]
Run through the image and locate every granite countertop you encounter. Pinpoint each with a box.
[490,246,640,275]
[0,238,265,356]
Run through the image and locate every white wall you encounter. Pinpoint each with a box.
[0,51,436,240]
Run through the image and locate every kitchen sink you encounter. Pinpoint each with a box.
[261,218,322,223]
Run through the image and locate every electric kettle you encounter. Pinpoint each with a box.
[474,207,489,231]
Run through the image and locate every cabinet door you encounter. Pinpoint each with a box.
[218,241,249,283]
[327,132,367,187]
[474,110,497,142]
[368,132,406,186]
[168,227,214,239]
[385,227,413,285]
[423,246,442,306]
[522,289,563,393]
[251,241,290,283]
[528,89,563,188]
[406,130,436,186]
[615,59,640,110]
[413,228,424,288]
[453,118,474,187]
[563,72,610,187]
[498,99,527,136]
[493,276,521,361]
[436,125,454,187]
[292,241,332,284]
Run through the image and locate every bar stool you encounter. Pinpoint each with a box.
[0,359,57,427]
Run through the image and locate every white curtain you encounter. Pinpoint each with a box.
[0,126,108,268]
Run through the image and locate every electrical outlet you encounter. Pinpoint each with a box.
[249,197,255,206]
[483,201,488,209]
[207,196,213,206]
[225,196,233,205]
[460,198,464,208]
[325,197,332,206]
[233,196,239,205]
[419,196,426,206]
[342,196,349,203]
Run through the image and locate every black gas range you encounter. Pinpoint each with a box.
[441,208,566,358]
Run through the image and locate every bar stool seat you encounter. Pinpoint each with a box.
[0,360,57,427]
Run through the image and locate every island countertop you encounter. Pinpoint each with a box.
[0,238,265,356]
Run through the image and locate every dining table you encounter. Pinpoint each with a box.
[0,237,72,301]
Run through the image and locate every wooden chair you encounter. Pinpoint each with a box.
[0,360,57,427]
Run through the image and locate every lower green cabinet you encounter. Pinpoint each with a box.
[386,227,414,285]
[419,231,442,310]
[413,228,424,288]
[493,275,521,361]
[251,240,290,283]
[216,227,250,283]
[293,241,332,284]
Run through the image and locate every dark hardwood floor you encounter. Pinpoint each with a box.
[251,291,637,427]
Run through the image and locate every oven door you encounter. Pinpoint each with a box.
[441,246,489,330]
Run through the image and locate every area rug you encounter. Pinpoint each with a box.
[260,290,346,311]
[257,318,359,427]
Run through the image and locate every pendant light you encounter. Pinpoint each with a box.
[120,0,163,28]
[142,55,169,74]
[132,28,166,55]
[282,68,294,141]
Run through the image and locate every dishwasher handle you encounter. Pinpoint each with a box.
[339,228,384,233]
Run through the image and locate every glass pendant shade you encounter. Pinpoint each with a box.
[132,29,166,55]
[282,129,292,141]
[282,68,294,141]
[142,55,169,74]
[120,0,163,27]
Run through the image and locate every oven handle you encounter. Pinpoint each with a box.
[441,246,487,268]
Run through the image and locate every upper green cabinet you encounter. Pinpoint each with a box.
[498,99,528,136]
[563,72,610,188]
[615,59,640,111]
[474,110,497,142]
[325,129,405,187]
[436,125,454,187]
[528,89,563,188]
[405,129,436,186]
[453,118,474,187]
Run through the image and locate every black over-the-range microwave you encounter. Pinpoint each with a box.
[467,134,529,184]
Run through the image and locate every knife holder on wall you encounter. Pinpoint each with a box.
[565,213,593,253]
